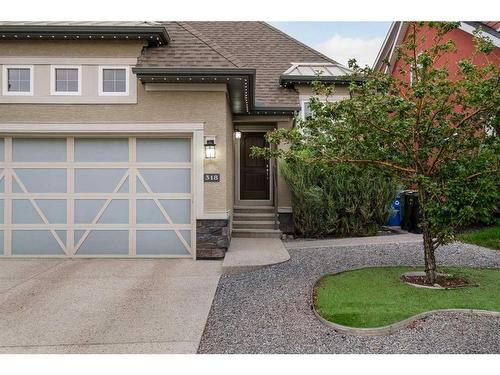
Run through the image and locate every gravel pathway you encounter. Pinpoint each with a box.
[198,242,500,354]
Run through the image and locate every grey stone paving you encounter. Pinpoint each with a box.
[198,242,500,354]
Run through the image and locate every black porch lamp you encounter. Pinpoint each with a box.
[204,139,216,159]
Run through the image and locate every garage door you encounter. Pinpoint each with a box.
[0,136,194,257]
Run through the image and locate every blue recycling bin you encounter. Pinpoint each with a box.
[387,194,401,226]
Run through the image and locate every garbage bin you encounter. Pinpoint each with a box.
[400,190,422,234]
[387,194,401,226]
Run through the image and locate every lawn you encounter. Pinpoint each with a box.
[459,226,500,250]
[314,267,499,328]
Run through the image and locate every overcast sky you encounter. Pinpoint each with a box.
[270,22,392,68]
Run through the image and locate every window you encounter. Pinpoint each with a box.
[301,101,313,119]
[51,65,81,95]
[2,65,33,96]
[99,66,129,96]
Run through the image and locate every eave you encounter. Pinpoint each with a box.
[133,67,299,116]
[279,74,363,88]
[0,25,170,46]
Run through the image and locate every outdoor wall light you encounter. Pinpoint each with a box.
[234,129,242,139]
[204,139,216,158]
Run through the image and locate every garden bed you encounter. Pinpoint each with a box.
[313,266,499,328]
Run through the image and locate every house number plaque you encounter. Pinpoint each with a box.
[204,173,220,182]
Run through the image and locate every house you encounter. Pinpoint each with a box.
[0,21,351,259]
[373,21,500,79]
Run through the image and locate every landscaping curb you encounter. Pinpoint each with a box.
[312,306,500,336]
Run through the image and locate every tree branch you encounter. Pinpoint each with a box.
[329,157,416,174]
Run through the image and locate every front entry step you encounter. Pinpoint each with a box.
[233,220,276,230]
[232,228,282,238]
[232,206,282,238]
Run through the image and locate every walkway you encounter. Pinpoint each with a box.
[222,237,290,274]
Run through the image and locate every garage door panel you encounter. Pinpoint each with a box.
[12,230,65,255]
[1,136,194,258]
[75,199,106,224]
[97,199,128,224]
[74,138,129,162]
[12,138,67,162]
[75,230,128,256]
[14,169,67,193]
[136,138,191,162]
[136,230,191,256]
[138,169,191,193]
[12,199,45,224]
[75,169,128,193]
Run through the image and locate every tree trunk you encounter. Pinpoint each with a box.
[422,226,437,284]
[418,188,437,284]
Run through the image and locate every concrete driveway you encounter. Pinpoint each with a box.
[0,258,221,353]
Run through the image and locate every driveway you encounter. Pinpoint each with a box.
[0,258,221,353]
[199,242,500,353]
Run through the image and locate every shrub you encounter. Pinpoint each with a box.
[281,160,398,237]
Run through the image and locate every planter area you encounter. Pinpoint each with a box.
[313,266,499,329]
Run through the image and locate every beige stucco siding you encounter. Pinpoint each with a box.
[0,40,145,58]
[0,83,232,214]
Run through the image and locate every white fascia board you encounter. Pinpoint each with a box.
[459,22,500,48]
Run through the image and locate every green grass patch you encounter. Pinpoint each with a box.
[459,226,500,250]
[314,267,499,328]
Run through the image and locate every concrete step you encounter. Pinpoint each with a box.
[232,228,282,238]
[233,205,275,214]
[233,212,275,221]
[233,220,277,230]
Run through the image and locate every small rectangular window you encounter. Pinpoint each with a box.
[55,68,79,92]
[2,65,33,96]
[99,66,129,96]
[103,69,126,92]
[51,66,81,95]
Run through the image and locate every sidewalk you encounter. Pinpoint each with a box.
[284,233,423,250]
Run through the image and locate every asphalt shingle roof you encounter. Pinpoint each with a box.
[138,22,338,107]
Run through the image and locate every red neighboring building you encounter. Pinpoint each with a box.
[373,22,500,80]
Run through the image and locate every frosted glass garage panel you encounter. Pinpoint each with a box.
[136,199,166,224]
[36,200,67,224]
[0,200,3,224]
[75,138,129,162]
[75,199,105,224]
[12,230,65,255]
[136,230,191,255]
[75,169,127,193]
[0,138,4,162]
[12,200,44,224]
[97,199,128,224]
[76,230,128,255]
[12,138,67,162]
[138,169,190,193]
[0,231,3,255]
[136,138,191,162]
[160,199,190,224]
[14,169,67,193]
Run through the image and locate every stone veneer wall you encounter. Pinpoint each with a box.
[196,219,231,259]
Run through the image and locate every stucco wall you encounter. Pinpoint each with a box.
[0,40,145,57]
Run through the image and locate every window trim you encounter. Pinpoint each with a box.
[50,65,82,96]
[2,65,34,96]
[98,66,130,96]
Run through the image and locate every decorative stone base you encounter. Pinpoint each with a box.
[278,212,294,234]
[196,219,231,259]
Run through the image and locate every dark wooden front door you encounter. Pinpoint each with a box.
[240,132,270,200]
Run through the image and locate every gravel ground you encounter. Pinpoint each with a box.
[198,242,500,354]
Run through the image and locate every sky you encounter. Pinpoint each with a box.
[270,22,392,67]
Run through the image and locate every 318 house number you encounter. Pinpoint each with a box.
[204,173,220,182]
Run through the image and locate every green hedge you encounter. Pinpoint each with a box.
[281,160,397,237]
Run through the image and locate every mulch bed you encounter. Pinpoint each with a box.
[401,274,470,288]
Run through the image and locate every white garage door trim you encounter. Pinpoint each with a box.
[0,123,204,259]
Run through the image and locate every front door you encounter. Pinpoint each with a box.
[240,132,270,200]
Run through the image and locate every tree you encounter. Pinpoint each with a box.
[254,22,499,284]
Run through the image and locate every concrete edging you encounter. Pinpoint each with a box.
[311,272,500,337]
